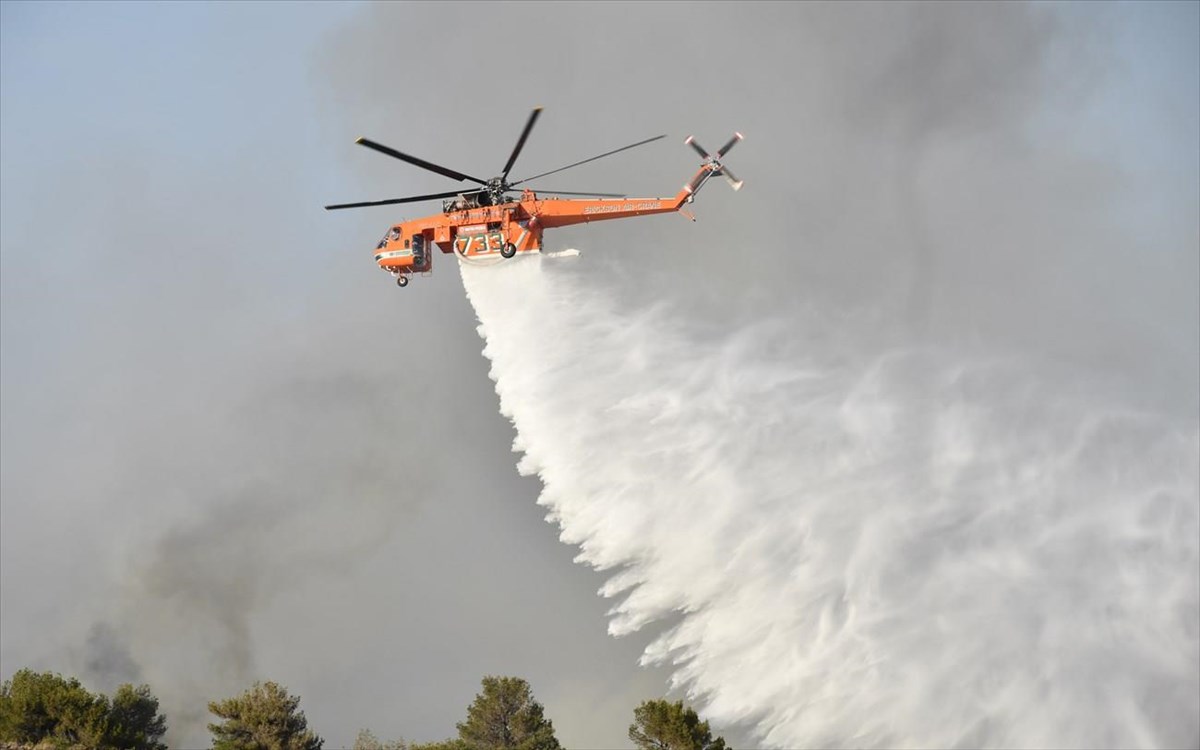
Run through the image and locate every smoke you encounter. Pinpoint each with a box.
[67,365,440,745]
[460,253,1199,748]
[81,623,142,690]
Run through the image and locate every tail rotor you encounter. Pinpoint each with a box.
[683,131,744,196]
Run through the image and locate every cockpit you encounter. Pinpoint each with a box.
[376,227,402,249]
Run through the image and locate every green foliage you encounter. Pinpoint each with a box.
[451,677,560,750]
[0,669,167,750]
[0,669,98,745]
[207,681,322,750]
[628,700,728,750]
[408,741,469,750]
[353,728,409,750]
[106,684,168,750]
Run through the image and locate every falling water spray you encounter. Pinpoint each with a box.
[460,253,1198,749]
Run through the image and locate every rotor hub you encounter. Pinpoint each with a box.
[485,177,511,205]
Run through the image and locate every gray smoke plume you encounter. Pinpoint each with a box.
[64,367,439,744]
[81,622,142,691]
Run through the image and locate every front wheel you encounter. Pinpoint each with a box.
[396,275,409,288]
[501,242,517,259]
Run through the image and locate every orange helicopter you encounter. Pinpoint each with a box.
[325,107,743,287]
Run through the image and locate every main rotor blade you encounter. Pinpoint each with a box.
[511,134,666,186]
[324,190,466,210]
[524,189,627,198]
[355,137,487,184]
[501,107,542,181]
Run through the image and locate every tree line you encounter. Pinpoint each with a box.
[0,670,727,750]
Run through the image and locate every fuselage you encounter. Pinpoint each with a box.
[373,184,696,275]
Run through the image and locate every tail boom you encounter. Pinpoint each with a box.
[527,130,744,229]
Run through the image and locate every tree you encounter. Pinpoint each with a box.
[353,728,409,750]
[408,742,467,750]
[208,681,323,750]
[0,669,106,747]
[628,700,728,750]
[452,676,560,750]
[107,684,168,750]
[0,669,167,750]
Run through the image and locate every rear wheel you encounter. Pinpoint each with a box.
[396,275,409,288]
[501,242,517,258]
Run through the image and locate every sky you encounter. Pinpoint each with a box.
[1,2,1197,749]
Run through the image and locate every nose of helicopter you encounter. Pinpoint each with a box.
[374,241,413,270]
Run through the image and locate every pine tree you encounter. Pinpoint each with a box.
[0,669,167,749]
[628,699,727,750]
[452,677,560,750]
[105,684,168,750]
[207,681,323,750]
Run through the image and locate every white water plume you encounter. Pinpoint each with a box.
[460,253,1198,749]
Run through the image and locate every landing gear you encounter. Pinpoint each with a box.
[501,242,517,259]
[396,275,409,288]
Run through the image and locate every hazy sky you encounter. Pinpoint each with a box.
[2,2,1197,748]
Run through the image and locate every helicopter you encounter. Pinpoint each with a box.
[325,107,743,287]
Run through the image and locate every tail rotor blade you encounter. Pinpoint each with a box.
[684,135,712,160]
[719,166,744,191]
[717,132,743,158]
